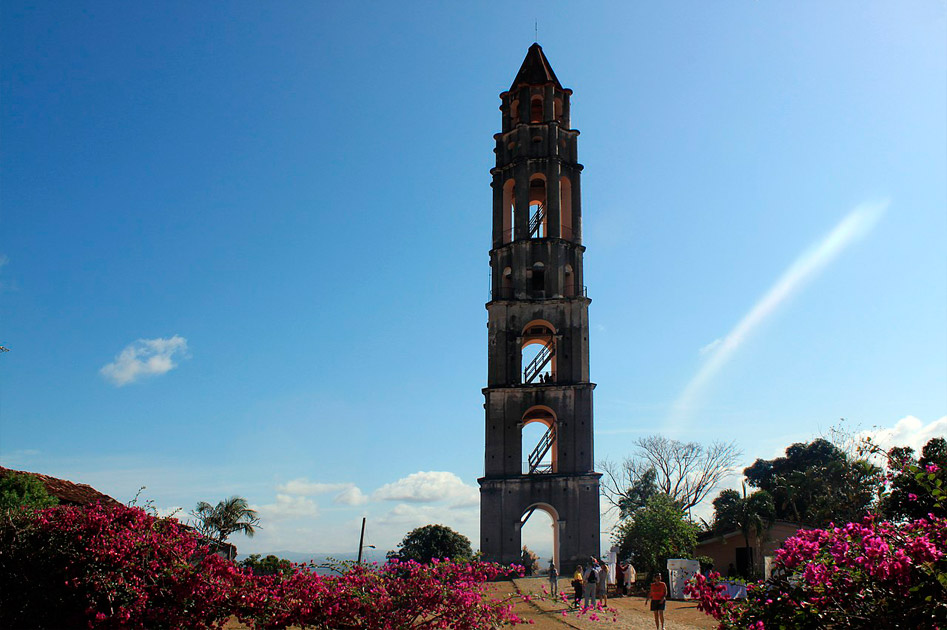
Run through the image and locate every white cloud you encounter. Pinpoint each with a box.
[376,503,479,536]
[278,479,352,496]
[278,478,369,506]
[334,486,369,506]
[864,415,947,453]
[252,494,319,521]
[372,471,479,506]
[100,336,189,386]
[671,200,888,425]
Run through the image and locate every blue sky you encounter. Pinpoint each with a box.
[2,1,944,558]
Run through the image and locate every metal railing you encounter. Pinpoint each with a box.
[528,204,545,237]
[487,285,587,301]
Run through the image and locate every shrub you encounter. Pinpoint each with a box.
[0,503,527,629]
[0,472,59,510]
[686,513,947,629]
[0,502,240,629]
[233,558,526,629]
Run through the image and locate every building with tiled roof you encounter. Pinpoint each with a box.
[0,466,121,506]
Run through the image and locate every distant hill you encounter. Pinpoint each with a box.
[237,549,388,573]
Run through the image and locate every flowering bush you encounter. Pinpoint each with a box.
[0,502,241,628]
[685,513,947,629]
[234,558,526,629]
[0,502,527,629]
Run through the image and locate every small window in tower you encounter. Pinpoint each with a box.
[530,262,545,294]
[554,97,563,122]
[510,99,519,125]
[530,97,543,123]
[564,264,574,297]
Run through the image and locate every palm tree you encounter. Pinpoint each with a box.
[712,484,776,549]
[191,496,260,546]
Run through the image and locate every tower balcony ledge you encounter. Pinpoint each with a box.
[489,160,585,177]
[489,239,586,255]
[485,295,592,309]
[478,471,602,486]
[482,382,596,395]
[493,124,580,142]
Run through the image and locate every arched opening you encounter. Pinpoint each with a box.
[522,406,557,474]
[560,176,573,240]
[510,99,520,126]
[521,320,556,384]
[502,179,515,243]
[529,175,547,238]
[530,97,543,123]
[554,97,563,122]
[519,503,561,573]
[500,266,513,299]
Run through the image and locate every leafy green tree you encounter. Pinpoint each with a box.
[616,468,659,520]
[191,496,259,545]
[389,524,472,564]
[883,437,946,520]
[519,546,540,576]
[712,486,775,550]
[744,438,881,526]
[613,493,698,577]
[238,553,294,577]
[0,472,59,510]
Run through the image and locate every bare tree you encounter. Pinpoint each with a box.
[601,435,741,515]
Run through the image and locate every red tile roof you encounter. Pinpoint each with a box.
[0,466,121,506]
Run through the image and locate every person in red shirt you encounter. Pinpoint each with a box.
[644,572,667,630]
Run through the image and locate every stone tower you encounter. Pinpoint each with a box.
[479,44,600,570]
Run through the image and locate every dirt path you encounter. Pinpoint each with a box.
[497,578,717,630]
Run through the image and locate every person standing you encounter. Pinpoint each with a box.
[616,561,626,596]
[548,560,559,597]
[582,559,600,609]
[624,561,637,595]
[645,572,668,630]
[571,565,584,608]
[596,558,607,606]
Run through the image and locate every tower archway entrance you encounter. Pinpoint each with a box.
[520,503,561,572]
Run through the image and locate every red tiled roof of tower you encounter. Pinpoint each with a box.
[509,43,562,91]
[0,466,121,506]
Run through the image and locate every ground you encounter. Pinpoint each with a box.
[503,577,717,630]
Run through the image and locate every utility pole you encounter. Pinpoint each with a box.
[357,517,367,564]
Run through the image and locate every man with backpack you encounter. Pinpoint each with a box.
[582,558,602,609]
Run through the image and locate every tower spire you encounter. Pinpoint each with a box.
[509,43,562,91]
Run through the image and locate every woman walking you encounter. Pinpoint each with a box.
[645,572,667,630]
